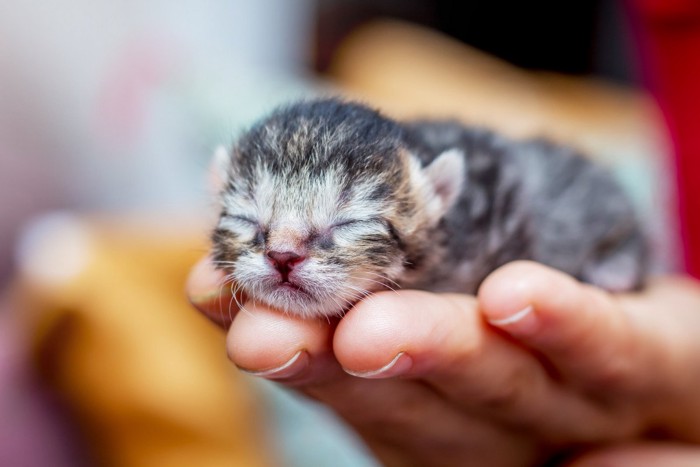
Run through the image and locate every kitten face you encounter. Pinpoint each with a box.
[213,164,410,317]
[211,99,465,318]
[211,100,410,317]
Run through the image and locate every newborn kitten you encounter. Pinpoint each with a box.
[211,98,647,318]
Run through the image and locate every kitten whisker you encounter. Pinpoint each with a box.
[363,271,402,290]
[347,275,400,295]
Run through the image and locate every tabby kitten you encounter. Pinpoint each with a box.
[211,98,647,318]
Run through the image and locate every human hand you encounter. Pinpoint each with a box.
[570,442,700,466]
[188,258,700,466]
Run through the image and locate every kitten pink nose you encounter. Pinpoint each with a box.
[266,250,305,276]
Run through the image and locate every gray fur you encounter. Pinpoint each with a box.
[400,121,647,293]
[212,98,647,317]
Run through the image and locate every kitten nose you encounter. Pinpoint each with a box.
[266,250,304,273]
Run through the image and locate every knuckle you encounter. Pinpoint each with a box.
[480,369,532,409]
[589,355,636,392]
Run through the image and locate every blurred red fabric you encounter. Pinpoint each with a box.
[629,0,700,277]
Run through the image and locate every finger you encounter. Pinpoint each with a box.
[333,290,638,442]
[310,375,539,467]
[569,442,700,467]
[617,277,700,441]
[226,302,339,386]
[478,261,662,395]
[186,255,242,328]
[226,301,541,466]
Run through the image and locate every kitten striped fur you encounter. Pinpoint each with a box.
[211,98,647,318]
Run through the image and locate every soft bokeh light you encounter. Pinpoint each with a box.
[0,2,679,466]
[0,0,316,282]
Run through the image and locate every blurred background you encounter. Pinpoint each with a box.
[0,1,679,466]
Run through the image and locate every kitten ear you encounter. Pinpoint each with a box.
[209,145,230,192]
[422,148,465,220]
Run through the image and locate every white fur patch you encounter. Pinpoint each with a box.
[305,171,345,228]
[253,167,278,223]
[335,180,387,222]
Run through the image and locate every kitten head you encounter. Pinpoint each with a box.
[211,99,464,318]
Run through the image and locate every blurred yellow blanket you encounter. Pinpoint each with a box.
[16,215,271,467]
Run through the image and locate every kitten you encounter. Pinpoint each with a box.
[211,98,647,318]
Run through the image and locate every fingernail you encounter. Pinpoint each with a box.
[487,305,538,334]
[237,350,309,379]
[344,352,413,379]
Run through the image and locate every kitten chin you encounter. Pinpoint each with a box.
[210,97,648,318]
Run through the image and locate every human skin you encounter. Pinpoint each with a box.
[187,258,700,466]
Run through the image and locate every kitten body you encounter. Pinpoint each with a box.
[212,99,647,318]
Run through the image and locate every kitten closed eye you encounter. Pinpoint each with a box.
[219,215,263,243]
[331,218,389,245]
